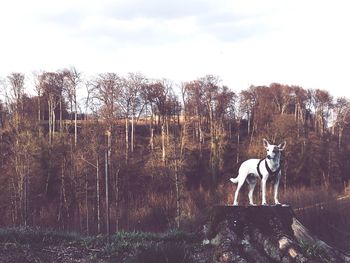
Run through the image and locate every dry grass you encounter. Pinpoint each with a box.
[124,183,350,252]
[287,185,350,252]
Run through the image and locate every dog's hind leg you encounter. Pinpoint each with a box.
[233,177,245,206]
[248,182,257,206]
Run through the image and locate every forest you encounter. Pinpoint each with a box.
[0,69,350,236]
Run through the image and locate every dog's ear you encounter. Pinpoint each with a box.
[278,141,286,151]
[263,138,270,149]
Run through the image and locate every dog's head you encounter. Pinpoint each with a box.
[263,139,286,160]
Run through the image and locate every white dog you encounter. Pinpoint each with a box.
[230,139,286,206]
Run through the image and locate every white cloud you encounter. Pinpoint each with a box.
[0,0,350,98]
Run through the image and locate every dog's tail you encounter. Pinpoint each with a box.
[229,177,239,184]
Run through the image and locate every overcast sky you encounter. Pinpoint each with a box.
[1,0,350,98]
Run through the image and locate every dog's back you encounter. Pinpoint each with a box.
[230,159,260,184]
[239,159,260,176]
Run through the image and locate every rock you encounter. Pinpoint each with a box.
[196,205,350,263]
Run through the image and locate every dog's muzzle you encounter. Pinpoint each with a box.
[267,155,272,159]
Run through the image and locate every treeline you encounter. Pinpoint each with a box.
[0,69,349,233]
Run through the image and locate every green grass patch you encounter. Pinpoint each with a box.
[0,227,81,245]
[0,227,199,262]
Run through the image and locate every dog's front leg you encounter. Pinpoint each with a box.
[273,174,281,205]
[261,178,268,205]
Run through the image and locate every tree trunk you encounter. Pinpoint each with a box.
[236,121,240,164]
[38,94,42,137]
[150,106,154,152]
[175,158,180,228]
[199,116,203,159]
[9,181,16,225]
[48,101,51,144]
[23,156,30,227]
[71,140,78,231]
[74,96,77,146]
[338,128,343,148]
[162,122,166,163]
[85,172,89,235]
[125,115,129,162]
[45,148,52,196]
[105,131,111,241]
[59,96,63,135]
[131,103,135,153]
[247,111,251,135]
[52,108,56,142]
[58,158,67,230]
[166,117,170,146]
[23,173,27,227]
[114,169,120,232]
[96,157,101,234]
[150,126,154,152]
[327,148,331,187]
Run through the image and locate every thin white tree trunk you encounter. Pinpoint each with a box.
[59,97,63,134]
[52,109,56,142]
[125,111,129,161]
[96,157,101,234]
[48,102,52,144]
[105,132,111,241]
[74,96,77,146]
[162,122,166,163]
[131,107,134,153]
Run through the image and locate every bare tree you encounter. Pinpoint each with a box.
[33,72,43,137]
[185,80,205,155]
[5,73,39,227]
[7,73,25,130]
[291,86,307,138]
[313,89,333,136]
[38,72,64,144]
[87,73,122,233]
[334,97,350,147]
[118,73,146,161]
[62,67,81,147]
[144,80,171,163]
[87,73,122,127]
